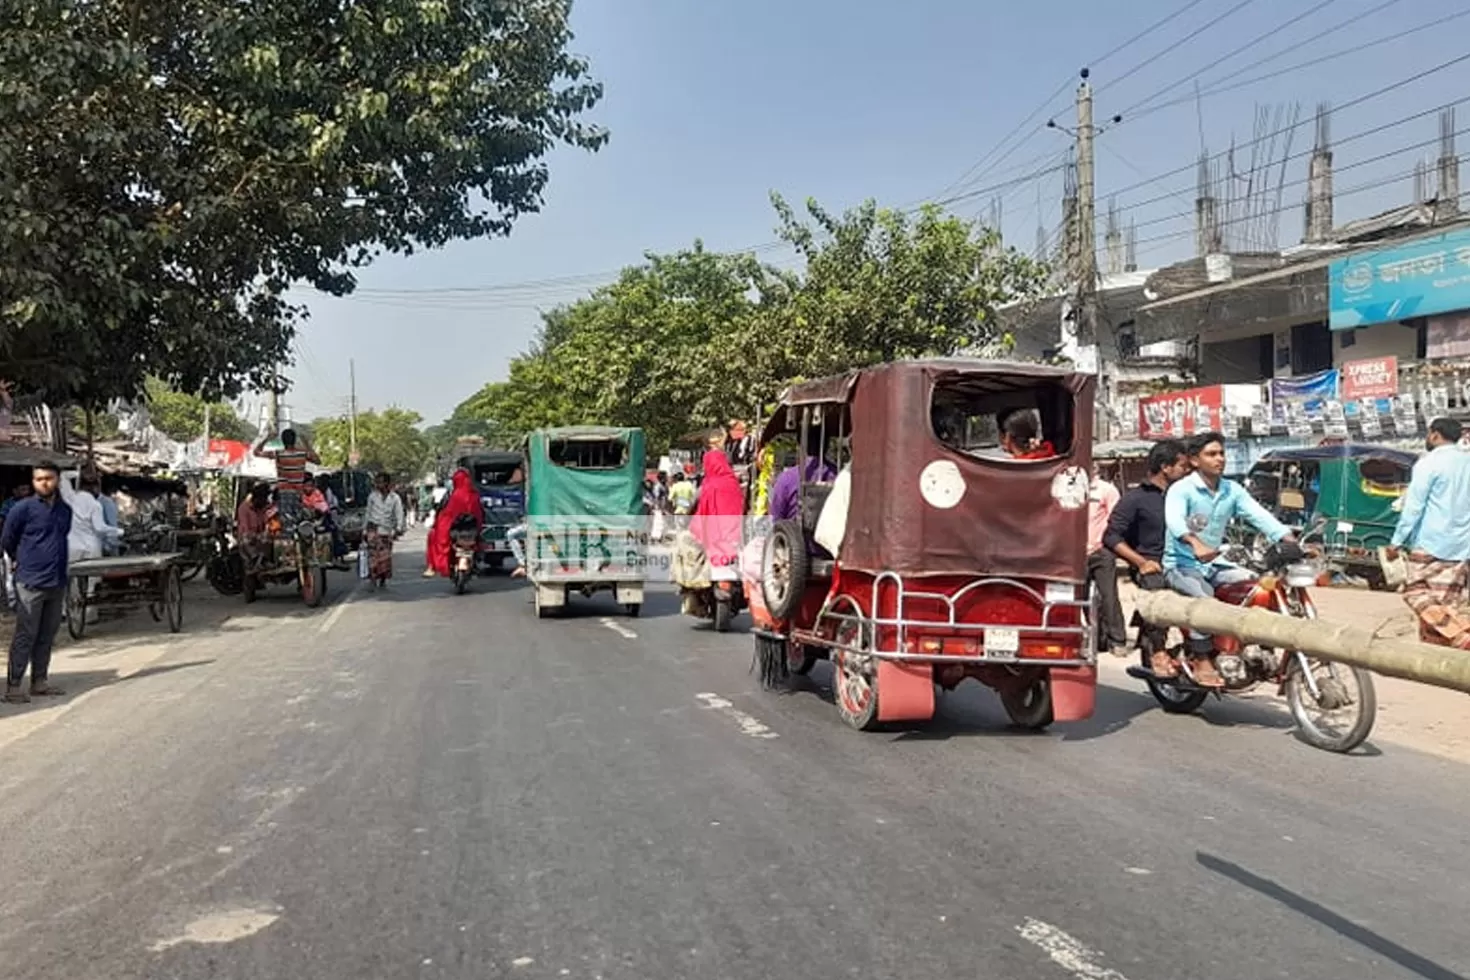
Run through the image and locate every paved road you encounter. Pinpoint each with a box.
[2,551,1469,980]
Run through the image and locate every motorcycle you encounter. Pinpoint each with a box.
[449,514,480,595]
[1126,542,1377,754]
[681,564,745,632]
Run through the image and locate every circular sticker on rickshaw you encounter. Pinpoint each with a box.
[1050,467,1088,510]
[919,459,965,509]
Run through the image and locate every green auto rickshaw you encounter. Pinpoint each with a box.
[524,426,648,618]
[1244,443,1417,589]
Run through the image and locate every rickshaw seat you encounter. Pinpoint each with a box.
[1279,488,1306,510]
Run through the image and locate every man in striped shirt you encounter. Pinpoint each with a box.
[253,427,319,492]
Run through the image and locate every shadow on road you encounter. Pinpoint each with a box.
[0,660,214,719]
[1198,851,1466,980]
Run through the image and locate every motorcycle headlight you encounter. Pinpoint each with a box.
[1284,562,1320,588]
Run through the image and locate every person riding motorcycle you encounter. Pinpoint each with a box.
[1163,430,1295,688]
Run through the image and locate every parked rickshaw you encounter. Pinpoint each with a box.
[1244,443,1416,589]
[748,359,1099,731]
[524,426,647,619]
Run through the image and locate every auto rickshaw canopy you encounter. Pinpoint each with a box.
[761,359,1096,582]
[523,426,645,518]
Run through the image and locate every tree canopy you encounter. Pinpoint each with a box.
[312,407,427,479]
[0,0,605,407]
[450,194,1048,449]
[143,379,255,444]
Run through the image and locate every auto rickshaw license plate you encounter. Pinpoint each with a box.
[984,628,1019,660]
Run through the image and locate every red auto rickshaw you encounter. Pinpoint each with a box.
[746,359,1099,731]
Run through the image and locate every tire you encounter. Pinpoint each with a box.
[832,619,879,731]
[179,563,203,583]
[714,596,733,633]
[164,566,183,633]
[66,578,87,640]
[302,566,326,608]
[761,520,810,620]
[1364,568,1390,592]
[624,603,641,618]
[454,571,468,595]
[792,644,822,675]
[1001,674,1056,730]
[1147,678,1209,715]
[1286,658,1377,753]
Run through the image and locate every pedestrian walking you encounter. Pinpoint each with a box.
[0,462,73,703]
[1387,417,1470,648]
[1086,464,1126,656]
[364,472,407,587]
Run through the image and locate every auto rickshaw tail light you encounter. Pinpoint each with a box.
[1020,638,1073,659]
[941,637,979,655]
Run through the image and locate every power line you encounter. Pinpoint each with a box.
[1102,94,1470,221]
[1127,4,1470,122]
[1095,0,1264,97]
[1101,53,1470,205]
[1118,0,1339,117]
[934,0,1217,199]
[1129,160,1458,255]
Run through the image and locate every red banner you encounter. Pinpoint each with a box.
[203,439,249,468]
[1339,356,1399,401]
[1137,385,1224,439]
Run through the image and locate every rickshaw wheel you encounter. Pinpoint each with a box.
[833,621,879,731]
[164,566,184,633]
[1000,673,1055,730]
[66,577,88,640]
[762,520,809,620]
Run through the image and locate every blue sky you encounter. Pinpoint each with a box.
[285,0,1470,426]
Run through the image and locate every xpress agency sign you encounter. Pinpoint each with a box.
[1138,385,1222,439]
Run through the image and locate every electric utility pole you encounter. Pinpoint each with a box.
[348,358,359,468]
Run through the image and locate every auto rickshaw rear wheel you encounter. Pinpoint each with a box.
[762,520,809,621]
[1000,672,1055,730]
[833,620,879,731]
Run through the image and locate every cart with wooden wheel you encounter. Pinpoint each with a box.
[65,552,186,640]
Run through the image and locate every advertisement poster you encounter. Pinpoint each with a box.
[1270,369,1338,423]
[1138,386,1222,439]
[1339,356,1398,400]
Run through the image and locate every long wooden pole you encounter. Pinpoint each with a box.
[1136,591,1470,695]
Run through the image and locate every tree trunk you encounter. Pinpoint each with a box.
[1135,591,1470,695]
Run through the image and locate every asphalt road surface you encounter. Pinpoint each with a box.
[2,552,1468,980]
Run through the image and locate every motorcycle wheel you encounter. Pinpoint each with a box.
[1285,658,1377,753]
[454,570,468,595]
[242,572,258,604]
[302,566,326,608]
[714,595,732,633]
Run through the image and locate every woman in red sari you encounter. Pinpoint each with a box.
[424,469,482,577]
[692,449,745,569]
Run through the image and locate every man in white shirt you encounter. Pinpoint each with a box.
[61,472,121,614]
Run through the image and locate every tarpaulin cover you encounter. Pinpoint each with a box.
[831,360,1096,582]
[525,426,645,519]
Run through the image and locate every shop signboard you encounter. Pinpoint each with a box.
[1339,356,1398,401]
[1329,226,1470,330]
[1138,385,1222,439]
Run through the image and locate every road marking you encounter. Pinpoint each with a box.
[150,906,282,952]
[695,692,779,739]
[317,585,363,634]
[1017,918,1132,980]
[600,618,637,639]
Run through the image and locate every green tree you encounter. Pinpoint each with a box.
[312,407,427,479]
[143,378,256,443]
[0,0,606,406]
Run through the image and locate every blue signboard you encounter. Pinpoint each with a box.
[1329,226,1470,330]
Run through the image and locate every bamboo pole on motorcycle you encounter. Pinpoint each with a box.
[1135,592,1470,695]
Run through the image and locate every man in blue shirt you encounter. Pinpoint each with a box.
[1163,431,1293,687]
[0,462,73,703]
[1386,417,1470,649]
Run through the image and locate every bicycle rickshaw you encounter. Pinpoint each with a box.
[748,359,1099,731]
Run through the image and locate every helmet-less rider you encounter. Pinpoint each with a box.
[1163,431,1296,688]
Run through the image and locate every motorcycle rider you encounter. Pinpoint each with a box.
[1103,438,1190,676]
[1163,431,1295,687]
